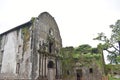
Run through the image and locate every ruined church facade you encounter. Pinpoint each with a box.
[0,12,62,80]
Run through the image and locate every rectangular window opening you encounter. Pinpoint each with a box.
[89,68,93,73]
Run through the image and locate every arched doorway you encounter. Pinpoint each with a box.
[47,61,55,80]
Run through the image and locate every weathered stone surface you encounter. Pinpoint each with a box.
[0,12,62,79]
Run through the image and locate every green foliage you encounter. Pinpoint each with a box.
[109,76,120,80]
[94,20,120,64]
[83,53,103,68]
[107,53,118,64]
[110,20,120,42]
[60,47,75,77]
[91,48,99,54]
[116,56,120,63]
[31,17,36,23]
[22,26,30,54]
[105,64,120,75]
[60,45,104,78]
[75,44,92,54]
[105,64,113,74]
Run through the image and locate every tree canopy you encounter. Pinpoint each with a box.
[75,44,92,54]
[94,20,120,64]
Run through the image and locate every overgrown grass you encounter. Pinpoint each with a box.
[109,76,120,80]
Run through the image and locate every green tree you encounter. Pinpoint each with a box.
[94,20,120,64]
[116,56,120,62]
[60,47,75,78]
[75,44,92,54]
[91,48,99,54]
[110,20,120,54]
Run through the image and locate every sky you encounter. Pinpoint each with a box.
[0,0,120,48]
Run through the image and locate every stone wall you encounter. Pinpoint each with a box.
[31,12,62,79]
[74,63,103,80]
[0,12,62,80]
[0,23,33,79]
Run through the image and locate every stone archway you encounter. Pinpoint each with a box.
[47,61,55,80]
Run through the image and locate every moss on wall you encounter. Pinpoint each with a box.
[21,26,30,56]
[31,17,36,23]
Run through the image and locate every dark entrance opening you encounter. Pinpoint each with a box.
[89,68,93,73]
[48,61,54,68]
[47,61,54,80]
[76,69,82,80]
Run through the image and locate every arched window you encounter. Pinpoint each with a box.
[48,61,54,68]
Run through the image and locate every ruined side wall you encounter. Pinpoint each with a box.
[1,32,17,73]
[0,25,33,79]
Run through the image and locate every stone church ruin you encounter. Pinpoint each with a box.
[0,12,62,80]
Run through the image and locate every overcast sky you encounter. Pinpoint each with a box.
[0,0,120,48]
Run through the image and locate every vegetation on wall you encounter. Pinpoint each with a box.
[31,17,36,23]
[60,44,104,78]
[60,47,75,78]
[21,26,30,55]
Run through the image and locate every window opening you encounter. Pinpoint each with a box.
[16,63,20,74]
[89,68,93,73]
[48,61,54,68]
[49,42,53,53]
